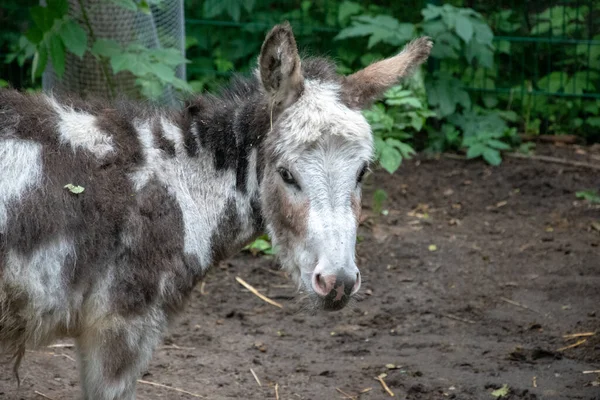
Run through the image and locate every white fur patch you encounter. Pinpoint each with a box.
[276,79,372,151]
[48,97,115,158]
[0,139,43,231]
[160,117,186,155]
[129,120,167,191]
[4,235,77,344]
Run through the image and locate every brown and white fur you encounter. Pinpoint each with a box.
[0,23,431,399]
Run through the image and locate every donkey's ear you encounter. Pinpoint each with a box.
[259,22,304,110]
[342,37,433,109]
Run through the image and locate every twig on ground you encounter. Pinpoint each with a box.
[557,338,587,352]
[442,313,476,324]
[532,376,537,388]
[336,387,358,400]
[504,152,600,171]
[583,370,600,374]
[250,368,261,387]
[137,379,204,398]
[34,391,56,400]
[199,281,207,295]
[27,350,75,363]
[47,343,74,349]
[500,297,541,314]
[235,276,283,308]
[375,374,394,397]
[360,387,373,393]
[563,332,595,339]
[275,383,280,400]
[443,152,600,171]
[159,344,196,351]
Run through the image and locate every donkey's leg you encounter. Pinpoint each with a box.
[76,316,166,400]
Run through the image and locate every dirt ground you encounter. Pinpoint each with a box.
[1,144,599,400]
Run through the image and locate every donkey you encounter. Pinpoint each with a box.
[0,23,431,399]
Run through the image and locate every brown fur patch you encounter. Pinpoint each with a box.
[341,37,433,109]
[273,185,309,238]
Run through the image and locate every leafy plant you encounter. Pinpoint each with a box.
[19,0,87,80]
[10,0,189,100]
[244,234,276,256]
[576,190,600,204]
[365,80,434,173]
[92,39,191,99]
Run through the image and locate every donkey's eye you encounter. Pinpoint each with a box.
[357,164,369,184]
[278,167,297,186]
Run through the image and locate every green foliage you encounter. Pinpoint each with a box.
[92,39,191,99]
[6,0,188,100]
[372,189,388,215]
[334,4,516,166]
[3,0,600,164]
[335,15,415,49]
[244,234,276,256]
[365,79,433,173]
[64,183,85,194]
[576,190,600,204]
[20,0,87,80]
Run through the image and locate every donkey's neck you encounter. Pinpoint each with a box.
[167,86,269,274]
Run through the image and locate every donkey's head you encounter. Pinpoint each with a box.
[258,23,432,311]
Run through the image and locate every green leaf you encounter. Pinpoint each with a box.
[379,146,402,174]
[335,15,414,48]
[338,1,362,25]
[586,117,600,128]
[108,0,137,11]
[491,384,510,398]
[48,34,66,77]
[576,190,600,204]
[386,96,423,108]
[25,26,44,45]
[421,4,442,21]
[30,6,53,32]
[465,41,494,68]
[472,20,494,44]
[482,148,502,166]
[58,20,87,58]
[454,14,474,43]
[466,143,486,159]
[150,63,175,83]
[110,53,138,74]
[64,183,85,194]
[372,189,388,214]
[136,77,163,99]
[149,48,188,66]
[47,0,69,16]
[537,71,566,93]
[385,138,416,159]
[92,39,122,58]
[138,0,151,14]
[31,44,48,81]
[486,139,511,150]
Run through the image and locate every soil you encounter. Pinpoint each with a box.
[1,144,599,400]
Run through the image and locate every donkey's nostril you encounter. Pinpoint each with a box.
[312,272,334,296]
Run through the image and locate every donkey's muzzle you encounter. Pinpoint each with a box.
[311,270,360,311]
